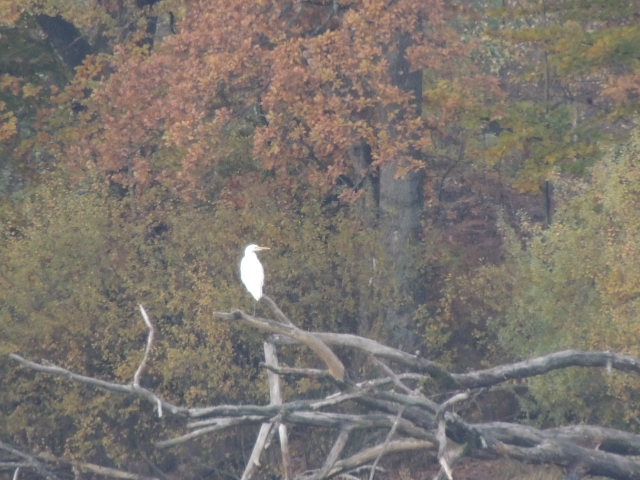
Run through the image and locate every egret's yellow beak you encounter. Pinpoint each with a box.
[257,246,270,251]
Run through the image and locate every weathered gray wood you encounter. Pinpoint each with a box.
[239,341,291,480]
[452,349,640,388]
[264,341,291,480]
[9,302,640,480]
[241,423,274,480]
[133,305,154,388]
[214,309,345,381]
[8,353,186,417]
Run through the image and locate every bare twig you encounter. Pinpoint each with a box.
[325,439,437,478]
[36,450,162,480]
[66,460,161,480]
[370,356,415,395]
[0,442,163,480]
[157,416,265,448]
[261,295,294,326]
[312,426,353,480]
[133,305,154,388]
[261,364,335,381]
[0,442,59,480]
[368,407,405,480]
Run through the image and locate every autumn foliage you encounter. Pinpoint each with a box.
[46,0,477,203]
[2,0,640,478]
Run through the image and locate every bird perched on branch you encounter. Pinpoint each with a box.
[240,244,270,301]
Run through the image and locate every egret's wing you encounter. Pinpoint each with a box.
[240,253,264,300]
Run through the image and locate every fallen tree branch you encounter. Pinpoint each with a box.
[156,416,266,448]
[242,422,276,480]
[270,332,454,385]
[8,353,187,417]
[270,333,640,390]
[214,310,345,381]
[9,307,640,480]
[242,341,291,480]
[322,439,437,479]
[261,363,336,381]
[368,407,405,480]
[312,426,353,480]
[0,441,162,480]
[59,458,162,480]
[487,432,640,480]
[435,393,469,480]
[0,441,59,480]
[452,350,640,388]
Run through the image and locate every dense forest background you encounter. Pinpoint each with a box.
[1,0,640,478]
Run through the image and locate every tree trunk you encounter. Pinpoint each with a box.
[379,33,425,351]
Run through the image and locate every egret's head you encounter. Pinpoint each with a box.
[245,244,270,254]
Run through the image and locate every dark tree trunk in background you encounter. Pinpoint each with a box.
[380,167,424,349]
[349,140,379,229]
[379,33,425,351]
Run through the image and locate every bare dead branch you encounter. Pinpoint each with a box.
[10,309,640,480]
[156,416,265,448]
[0,442,162,480]
[271,336,640,392]
[63,459,162,480]
[242,422,275,480]
[188,391,370,424]
[370,356,414,395]
[242,341,291,480]
[434,393,469,480]
[182,408,434,445]
[312,426,353,480]
[452,350,640,388]
[546,425,640,455]
[325,439,437,478]
[8,354,187,417]
[488,433,640,480]
[374,389,439,415]
[368,407,405,480]
[271,331,454,384]
[261,295,294,326]
[214,310,346,381]
[133,305,154,389]
[261,363,335,381]
[0,441,59,480]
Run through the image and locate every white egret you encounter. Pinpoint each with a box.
[240,244,270,301]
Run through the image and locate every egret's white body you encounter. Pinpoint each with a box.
[240,244,270,301]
